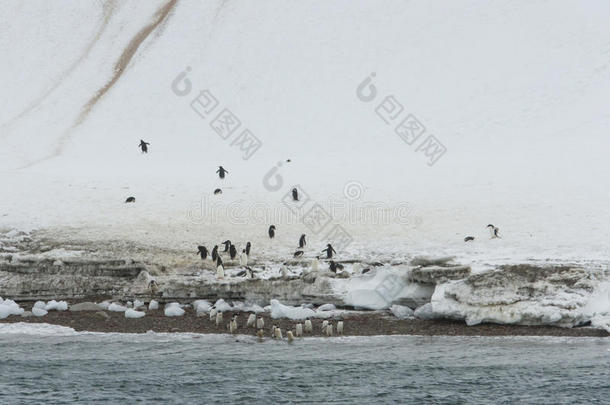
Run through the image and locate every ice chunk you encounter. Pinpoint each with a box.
[317,304,336,311]
[414,303,437,320]
[270,299,315,320]
[0,298,24,319]
[32,307,48,317]
[133,300,144,309]
[164,302,185,317]
[45,300,68,311]
[213,299,232,312]
[125,308,146,319]
[33,301,47,310]
[148,300,159,310]
[193,300,212,314]
[390,304,414,319]
[108,303,128,312]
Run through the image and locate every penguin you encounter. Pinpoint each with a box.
[214,188,222,195]
[280,265,289,279]
[321,244,336,259]
[271,325,277,339]
[321,320,329,333]
[125,196,136,203]
[274,327,283,340]
[311,256,319,272]
[222,240,231,252]
[239,249,248,266]
[229,244,237,260]
[196,245,208,260]
[216,311,223,326]
[138,139,150,153]
[464,236,475,242]
[148,280,158,296]
[256,316,265,330]
[286,330,294,343]
[362,268,371,274]
[247,313,256,328]
[292,188,299,201]
[295,323,303,337]
[257,329,264,342]
[245,241,251,256]
[229,316,238,334]
[216,256,225,279]
[298,234,306,248]
[217,166,228,179]
[293,250,304,259]
[487,224,500,238]
[304,319,313,333]
[211,245,219,262]
[268,225,276,239]
[245,266,254,279]
[337,320,344,335]
[329,261,344,273]
[209,307,218,321]
[326,323,333,337]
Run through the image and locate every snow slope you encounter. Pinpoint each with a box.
[1,0,609,266]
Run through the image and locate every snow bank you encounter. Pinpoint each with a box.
[390,305,414,319]
[341,267,434,310]
[0,297,24,319]
[429,265,610,328]
[108,303,128,312]
[164,302,185,317]
[232,301,265,313]
[125,308,146,319]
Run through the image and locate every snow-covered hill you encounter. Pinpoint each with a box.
[1,0,609,267]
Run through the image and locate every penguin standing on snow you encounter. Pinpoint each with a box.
[229,244,237,260]
[217,166,228,179]
[240,249,248,266]
[211,245,219,262]
[196,246,208,260]
[321,244,336,259]
[245,266,254,279]
[329,260,344,273]
[311,256,320,272]
[292,188,299,201]
[298,234,306,248]
[464,236,475,242]
[245,242,251,256]
[138,140,150,153]
[487,224,500,238]
[216,256,225,279]
[214,188,222,195]
[268,225,276,239]
[293,250,304,259]
[222,240,231,252]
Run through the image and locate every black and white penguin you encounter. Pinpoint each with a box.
[329,260,344,273]
[311,256,320,272]
[229,244,237,260]
[229,315,238,334]
[125,196,136,203]
[245,266,254,278]
[292,188,299,201]
[216,256,225,279]
[245,241,251,256]
[216,311,223,326]
[295,323,303,337]
[268,225,276,239]
[196,245,208,260]
[298,234,306,248]
[138,140,150,153]
[286,330,294,343]
[148,280,158,296]
[464,236,475,242]
[293,250,304,259]
[211,245,219,262]
[222,240,231,252]
[336,320,344,335]
[247,313,256,328]
[304,318,313,333]
[214,188,222,195]
[217,166,228,179]
[240,249,248,266]
[322,244,336,259]
[487,224,500,238]
[362,268,371,274]
[256,316,265,330]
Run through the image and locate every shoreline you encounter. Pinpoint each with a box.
[2,302,607,338]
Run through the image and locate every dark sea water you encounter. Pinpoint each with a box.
[1,324,609,404]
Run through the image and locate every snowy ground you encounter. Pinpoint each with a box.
[1,1,609,329]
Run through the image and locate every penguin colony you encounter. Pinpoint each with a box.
[130,142,502,341]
